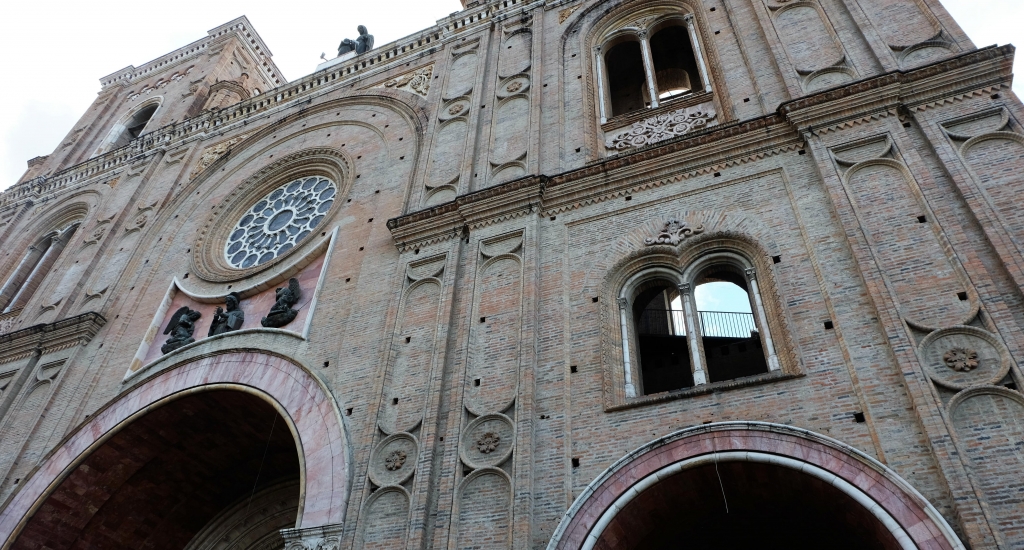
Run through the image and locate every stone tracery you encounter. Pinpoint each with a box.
[225,176,336,269]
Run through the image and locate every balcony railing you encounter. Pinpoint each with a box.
[637,309,758,339]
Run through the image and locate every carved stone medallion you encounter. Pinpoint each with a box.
[368,432,418,487]
[225,176,336,269]
[919,326,1010,390]
[460,413,514,469]
[606,106,717,151]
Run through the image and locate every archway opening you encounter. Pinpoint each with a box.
[694,268,769,383]
[633,280,693,394]
[595,460,901,550]
[13,390,300,550]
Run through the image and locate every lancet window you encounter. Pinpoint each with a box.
[0,223,80,314]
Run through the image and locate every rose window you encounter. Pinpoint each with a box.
[225,176,336,268]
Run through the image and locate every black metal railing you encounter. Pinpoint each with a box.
[698,310,757,339]
[637,309,757,339]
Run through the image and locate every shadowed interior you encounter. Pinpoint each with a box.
[12,390,300,550]
[594,461,902,550]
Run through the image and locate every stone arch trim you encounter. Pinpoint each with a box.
[546,422,964,550]
[0,351,350,546]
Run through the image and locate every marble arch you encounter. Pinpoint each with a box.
[0,350,350,547]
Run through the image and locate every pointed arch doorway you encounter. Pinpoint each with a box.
[0,351,350,549]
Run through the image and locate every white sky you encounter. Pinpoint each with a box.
[0,0,1019,191]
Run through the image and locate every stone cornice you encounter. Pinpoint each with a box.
[0,312,106,364]
[99,17,283,90]
[387,45,1015,246]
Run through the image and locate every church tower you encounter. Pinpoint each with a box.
[0,1,1022,549]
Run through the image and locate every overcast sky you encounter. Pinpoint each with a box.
[0,0,1019,191]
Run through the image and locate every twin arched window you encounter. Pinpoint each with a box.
[618,252,781,397]
[595,14,712,122]
[0,224,79,315]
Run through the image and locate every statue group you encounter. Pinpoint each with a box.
[160,279,302,354]
[338,25,374,57]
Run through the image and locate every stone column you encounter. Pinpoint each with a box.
[684,14,713,93]
[4,232,68,313]
[746,268,781,371]
[618,297,637,397]
[281,524,344,550]
[594,45,609,123]
[679,283,707,385]
[0,244,48,311]
[638,30,660,109]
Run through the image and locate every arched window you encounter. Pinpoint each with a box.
[595,14,712,122]
[0,223,79,314]
[93,101,161,156]
[619,252,781,397]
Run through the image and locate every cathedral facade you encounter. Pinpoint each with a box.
[0,0,1022,547]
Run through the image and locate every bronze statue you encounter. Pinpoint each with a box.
[338,25,374,57]
[161,306,202,354]
[208,292,245,336]
[261,278,302,328]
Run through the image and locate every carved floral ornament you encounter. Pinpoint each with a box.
[645,219,705,246]
[606,106,717,151]
[448,103,465,116]
[476,432,501,454]
[384,449,407,471]
[506,81,523,93]
[189,133,252,181]
[944,347,979,372]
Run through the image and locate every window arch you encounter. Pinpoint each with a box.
[93,99,161,156]
[0,222,80,314]
[619,251,781,397]
[594,12,712,121]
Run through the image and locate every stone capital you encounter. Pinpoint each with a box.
[281,524,344,550]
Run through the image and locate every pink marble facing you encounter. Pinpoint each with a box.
[556,427,956,550]
[0,351,349,544]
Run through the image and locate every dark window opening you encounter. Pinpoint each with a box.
[649,25,700,101]
[605,40,647,116]
[111,103,159,150]
[694,272,769,383]
[634,282,693,395]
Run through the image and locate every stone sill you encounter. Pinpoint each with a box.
[601,91,715,133]
[607,370,802,412]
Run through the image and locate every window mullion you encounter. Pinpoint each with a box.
[638,31,660,109]
[618,297,638,397]
[678,283,708,385]
[683,14,713,93]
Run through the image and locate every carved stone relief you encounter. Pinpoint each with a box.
[375,64,433,98]
[605,106,717,151]
[919,326,1010,390]
[189,133,252,181]
[368,432,418,487]
[644,219,705,246]
[460,413,514,469]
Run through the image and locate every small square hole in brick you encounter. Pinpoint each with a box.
[346,408,353,416]
[570,365,578,373]
[710,6,716,10]
[572,458,580,468]
[743,97,749,102]
[798,150,806,155]
[575,148,581,153]
[323,361,330,368]
[359,247,364,251]
[405,336,411,343]
[957,291,968,301]
[392,398,399,405]
[917,215,927,223]
[714,172,721,177]
[345,278,351,282]
[772,255,782,264]
[715,30,720,34]
[474,378,481,387]
[824,320,834,330]
[592,296,599,303]
[903,122,911,128]
[550,216,556,221]
[853,412,866,423]
[625,196,632,201]
[992,94,1001,99]
[480,316,486,323]
[414,248,420,254]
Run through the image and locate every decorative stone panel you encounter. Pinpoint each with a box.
[459,413,515,469]
[918,326,1010,390]
[368,432,418,487]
